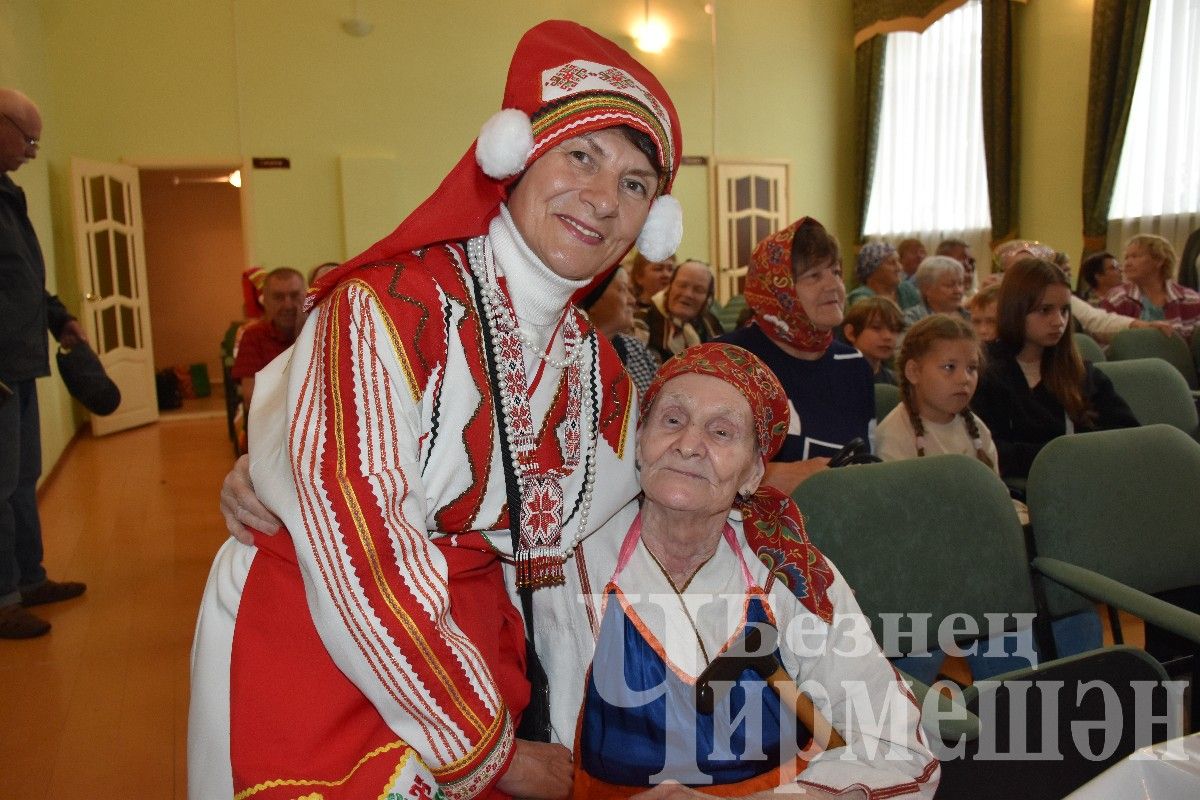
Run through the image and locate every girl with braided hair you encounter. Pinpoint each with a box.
[876,315,1044,684]
[876,314,997,471]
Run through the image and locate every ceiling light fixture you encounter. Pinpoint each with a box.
[634,0,670,53]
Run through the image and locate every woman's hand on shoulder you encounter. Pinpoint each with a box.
[496,740,573,799]
[219,454,282,544]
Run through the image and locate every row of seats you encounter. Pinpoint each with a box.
[1076,327,1200,392]
[792,425,1200,799]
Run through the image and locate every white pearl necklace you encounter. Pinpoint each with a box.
[475,245,586,371]
[467,235,600,575]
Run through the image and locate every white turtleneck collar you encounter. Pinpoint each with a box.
[490,204,589,328]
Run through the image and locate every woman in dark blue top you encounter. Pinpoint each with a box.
[719,218,874,493]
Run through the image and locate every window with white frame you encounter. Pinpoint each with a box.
[1107,0,1200,255]
[862,0,991,267]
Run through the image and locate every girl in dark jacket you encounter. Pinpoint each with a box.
[972,257,1137,480]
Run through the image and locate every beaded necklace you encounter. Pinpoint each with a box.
[467,234,599,587]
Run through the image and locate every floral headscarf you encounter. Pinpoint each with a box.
[638,342,835,622]
[743,218,835,354]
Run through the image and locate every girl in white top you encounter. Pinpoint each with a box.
[876,314,998,470]
[876,314,1034,685]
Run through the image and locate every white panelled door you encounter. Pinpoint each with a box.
[713,161,789,304]
[69,158,158,435]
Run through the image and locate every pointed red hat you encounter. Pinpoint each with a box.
[310,20,683,309]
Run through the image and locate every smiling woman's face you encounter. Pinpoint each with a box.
[636,373,763,520]
[507,127,656,282]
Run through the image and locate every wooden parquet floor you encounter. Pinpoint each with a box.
[0,416,234,800]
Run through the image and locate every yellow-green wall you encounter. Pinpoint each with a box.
[1014,0,1094,261]
[31,0,856,275]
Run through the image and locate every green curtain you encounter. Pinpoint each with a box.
[1081,0,1152,249]
[981,0,1015,243]
[854,37,887,241]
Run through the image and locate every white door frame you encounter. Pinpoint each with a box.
[69,158,157,435]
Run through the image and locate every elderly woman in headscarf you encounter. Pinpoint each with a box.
[193,20,685,800]
[719,218,874,494]
[566,344,937,798]
[846,241,922,311]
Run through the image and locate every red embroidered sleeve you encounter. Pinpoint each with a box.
[287,273,513,798]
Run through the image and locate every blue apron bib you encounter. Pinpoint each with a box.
[578,516,812,788]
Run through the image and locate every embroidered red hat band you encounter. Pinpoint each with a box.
[640,342,790,463]
[476,45,682,262]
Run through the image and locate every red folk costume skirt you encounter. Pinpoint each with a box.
[228,528,528,799]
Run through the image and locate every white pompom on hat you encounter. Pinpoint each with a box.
[476,108,535,180]
[637,195,683,262]
[475,100,684,261]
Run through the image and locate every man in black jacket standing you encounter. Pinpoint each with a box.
[0,88,86,639]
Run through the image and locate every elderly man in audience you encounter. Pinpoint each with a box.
[1075,251,1122,305]
[897,237,926,282]
[640,259,724,362]
[719,218,874,494]
[903,256,968,326]
[230,266,306,410]
[847,241,922,310]
[1102,233,1200,339]
[994,239,1173,342]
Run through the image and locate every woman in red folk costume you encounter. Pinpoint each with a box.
[190,20,682,800]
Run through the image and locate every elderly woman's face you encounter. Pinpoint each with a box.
[794,258,846,331]
[1122,243,1162,285]
[875,253,902,290]
[637,373,764,519]
[508,128,657,282]
[925,271,965,313]
[665,261,711,321]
